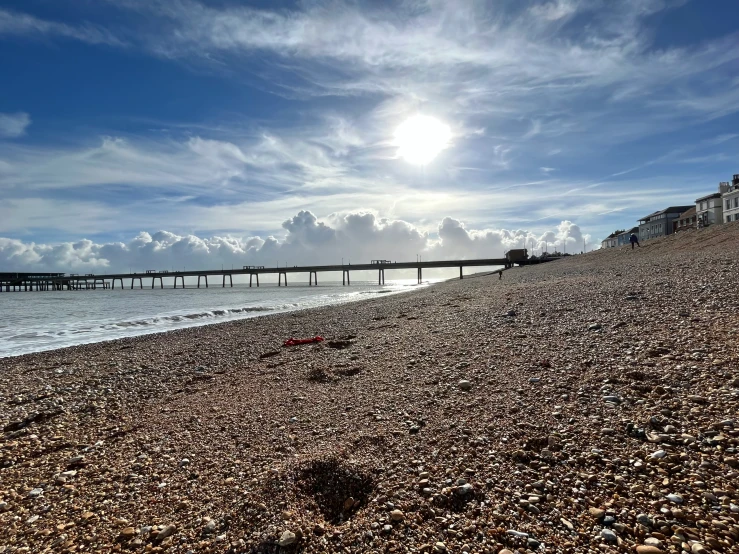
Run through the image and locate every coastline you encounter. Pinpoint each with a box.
[2,226,739,553]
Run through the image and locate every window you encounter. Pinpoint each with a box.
[735,197,739,208]
[727,216,731,223]
[736,214,739,221]
[727,200,731,210]
[700,202,706,210]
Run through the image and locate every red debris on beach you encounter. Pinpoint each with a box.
[283,336,324,347]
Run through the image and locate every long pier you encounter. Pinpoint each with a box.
[0,256,556,292]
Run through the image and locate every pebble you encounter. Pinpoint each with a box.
[665,493,683,504]
[156,524,176,541]
[636,547,663,554]
[588,507,605,519]
[650,449,667,459]
[390,509,404,522]
[278,530,296,546]
[433,542,447,553]
[636,513,652,526]
[28,488,43,498]
[458,380,473,391]
[600,529,617,543]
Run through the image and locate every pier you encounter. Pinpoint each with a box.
[0,255,556,292]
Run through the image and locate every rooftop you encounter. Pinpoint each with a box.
[639,206,694,221]
[695,192,722,202]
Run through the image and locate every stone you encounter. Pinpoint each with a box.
[589,323,602,330]
[433,542,447,553]
[665,493,683,504]
[344,497,355,511]
[156,524,176,542]
[644,537,662,547]
[458,380,473,391]
[390,509,404,522]
[636,547,663,554]
[506,530,528,538]
[691,544,708,554]
[278,530,296,547]
[28,488,43,498]
[636,513,652,526]
[600,529,617,542]
[650,450,667,459]
[588,507,605,519]
[120,527,136,539]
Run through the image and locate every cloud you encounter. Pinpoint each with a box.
[0,210,592,273]
[0,8,124,46]
[0,112,30,138]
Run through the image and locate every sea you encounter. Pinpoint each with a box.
[0,278,440,359]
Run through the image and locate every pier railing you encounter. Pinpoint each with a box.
[0,257,557,292]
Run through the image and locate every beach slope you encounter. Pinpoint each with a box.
[2,224,739,553]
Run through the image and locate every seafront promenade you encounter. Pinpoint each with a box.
[1,225,738,553]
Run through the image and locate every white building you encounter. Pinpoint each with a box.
[722,174,739,223]
[695,188,725,228]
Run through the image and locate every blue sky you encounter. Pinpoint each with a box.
[0,0,738,270]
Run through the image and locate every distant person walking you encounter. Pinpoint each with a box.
[630,233,640,249]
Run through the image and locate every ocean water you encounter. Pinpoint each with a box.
[0,279,438,358]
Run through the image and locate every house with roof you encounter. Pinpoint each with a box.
[695,187,726,228]
[638,206,693,241]
[722,174,739,223]
[600,230,621,249]
[673,207,697,232]
[616,227,639,247]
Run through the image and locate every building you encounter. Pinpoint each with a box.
[673,206,697,232]
[600,231,619,249]
[616,227,639,247]
[722,174,739,223]
[638,206,693,241]
[695,187,727,227]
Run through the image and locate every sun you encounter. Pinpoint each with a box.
[393,115,452,165]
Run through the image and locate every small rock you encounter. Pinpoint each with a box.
[506,530,528,538]
[179,458,190,467]
[650,450,666,459]
[120,527,136,539]
[278,530,296,547]
[458,380,473,391]
[156,524,176,542]
[28,488,43,498]
[433,542,447,553]
[390,509,404,522]
[665,493,683,504]
[691,544,708,554]
[636,546,663,554]
[344,497,355,511]
[588,507,605,519]
[636,513,652,526]
[589,323,602,330]
[600,528,617,543]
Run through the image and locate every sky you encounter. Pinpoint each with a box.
[1,0,738,272]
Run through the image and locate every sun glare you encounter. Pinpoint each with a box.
[394,115,451,165]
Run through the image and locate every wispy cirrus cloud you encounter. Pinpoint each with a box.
[0,8,124,46]
[0,112,31,138]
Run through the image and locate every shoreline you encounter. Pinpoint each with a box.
[2,228,738,553]
[0,277,448,361]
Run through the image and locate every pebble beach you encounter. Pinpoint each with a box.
[2,224,739,554]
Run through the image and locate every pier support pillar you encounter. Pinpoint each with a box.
[278,271,287,286]
[309,271,318,286]
[152,276,163,289]
[342,269,350,286]
[222,274,233,288]
[418,267,422,284]
[378,268,385,285]
[460,266,463,280]
[131,277,143,289]
[197,275,208,288]
[174,276,185,288]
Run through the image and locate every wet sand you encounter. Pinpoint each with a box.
[2,224,739,554]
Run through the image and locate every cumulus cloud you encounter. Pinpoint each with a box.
[0,211,591,273]
[0,112,31,138]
